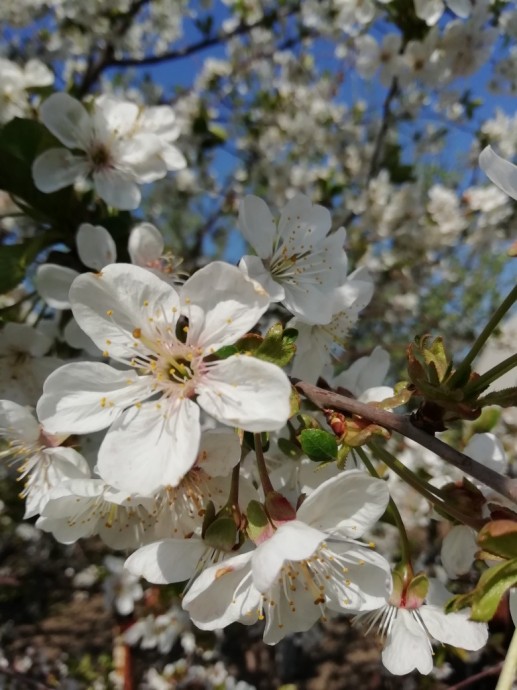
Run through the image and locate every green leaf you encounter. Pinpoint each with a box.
[253,322,297,367]
[0,232,56,294]
[299,428,338,462]
[215,345,238,359]
[470,558,517,621]
[0,118,78,224]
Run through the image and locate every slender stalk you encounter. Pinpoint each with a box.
[495,626,517,690]
[355,447,412,564]
[368,441,484,530]
[466,353,517,395]
[449,283,517,389]
[293,379,517,505]
[447,663,503,690]
[254,433,275,495]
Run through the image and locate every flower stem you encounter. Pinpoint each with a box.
[254,433,275,495]
[495,626,517,690]
[355,446,412,565]
[449,283,517,389]
[368,440,484,530]
[465,353,517,396]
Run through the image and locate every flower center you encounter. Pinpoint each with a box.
[89,142,113,170]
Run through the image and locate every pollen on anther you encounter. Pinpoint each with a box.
[106,309,113,316]
[143,300,149,307]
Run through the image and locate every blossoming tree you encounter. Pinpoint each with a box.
[1,1,517,688]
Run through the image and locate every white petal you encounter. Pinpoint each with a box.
[277,195,331,246]
[0,399,40,443]
[23,59,54,88]
[93,168,141,210]
[197,428,242,477]
[138,106,179,140]
[116,134,165,181]
[36,361,152,434]
[446,0,471,17]
[441,525,478,578]
[35,264,78,309]
[181,262,270,351]
[464,432,506,474]
[421,604,488,650]
[125,538,207,584]
[251,521,325,592]
[479,146,517,201]
[160,144,187,171]
[238,255,285,302]
[382,609,433,675]
[32,149,90,193]
[182,551,260,630]
[97,397,200,494]
[76,224,117,270]
[94,96,139,137]
[39,93,92,149]
[0,323,51,357]
[297,471,389,538]
[70,263,180,361]
[238,195,277,259]
[128,223,164,266]
[414,0,444,25]
[198,356,291,432]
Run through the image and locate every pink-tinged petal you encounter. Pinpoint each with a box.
[69,263,180,361]
[76,224,117,270]
[128,223,164,266]
[238,195,277,259]
[251,521,325,592]
[297,471,389,538]
[197,356,291,432]
[182,551,260,630]
[39,93,92,149]
[35,264,78,309]
[32,149,90,193]
[125,538,207,584]
[93,168,141,210]
[382,609,433,675]
[36,361,153,434]
[197,428,242,477]
[479,146,517,201]
[181,262,270,351]
[421,604,488,650]
[97,397,200,494]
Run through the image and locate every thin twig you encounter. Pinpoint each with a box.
[447,663,503,690]
[293,380,517,505]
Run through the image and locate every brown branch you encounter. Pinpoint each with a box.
[293,380,517,505]
[446,663,503,690]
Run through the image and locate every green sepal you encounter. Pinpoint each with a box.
[203,516,238,552]
[251,322,297,367]
[246,499,272,543]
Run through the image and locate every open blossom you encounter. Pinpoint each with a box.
[0,58,54,123]
[238,195,348,324]
[0,399,90,518]
[32,93,185,210]
[37,262,291,494]
[356,577,488,675]
[479,145,517,201]
[182,471,392,644]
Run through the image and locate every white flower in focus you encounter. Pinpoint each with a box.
[37,262,291,494]
[356,578,488,675]
[0,58,54,123]
[37,475,156,549]
[103,555,143,615]
[0,399,90,518]
[32,93,185,209]
[290,267,374,383]
[182,471,392,644]
[239,195,348,324]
